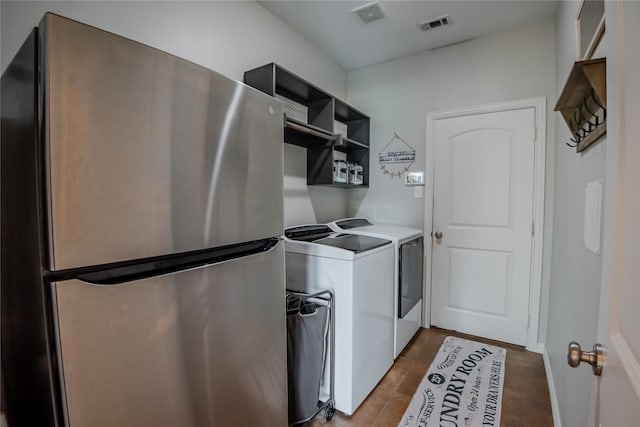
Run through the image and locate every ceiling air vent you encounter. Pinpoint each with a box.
[352,2,387,25]
[418,15,451,32]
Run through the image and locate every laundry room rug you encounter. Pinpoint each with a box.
[398,336,506,427]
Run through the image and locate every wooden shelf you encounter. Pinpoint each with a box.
[284,117,334,148]
[333,135,369,151]
[244,63,370,187]
[334,98,370,147]
[555,58,606,152]
[311,183,369,189]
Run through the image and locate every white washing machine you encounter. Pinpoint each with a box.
[284,225,395,415]
[328,218,423,359]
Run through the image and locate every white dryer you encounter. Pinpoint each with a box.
[284,225,394,415]
[328,218,423,358]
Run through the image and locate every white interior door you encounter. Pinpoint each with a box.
[431,107,535,346]
[589,2,640,424]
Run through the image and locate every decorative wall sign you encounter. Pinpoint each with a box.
[379,132,416,178]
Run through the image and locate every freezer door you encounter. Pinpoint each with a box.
[42,14,284,270]
[52,243,287,427]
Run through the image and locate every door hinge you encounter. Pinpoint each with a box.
[531,222,535,236]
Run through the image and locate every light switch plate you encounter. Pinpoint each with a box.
[404,171,425,186]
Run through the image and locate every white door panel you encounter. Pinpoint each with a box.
[448,248,511,316]
[591,2,640,425]
[450,130,513,227]
[431,108,535,345]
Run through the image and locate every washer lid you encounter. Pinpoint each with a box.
[330,218,422,241]
[334,218,373,229]
[285,225,333,242]
[313,234,391,253]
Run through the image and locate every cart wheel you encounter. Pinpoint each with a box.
[324,405,335,421]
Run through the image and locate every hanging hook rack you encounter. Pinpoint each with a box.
[554,58,607,152]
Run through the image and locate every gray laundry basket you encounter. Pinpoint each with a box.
[286,290,335,426]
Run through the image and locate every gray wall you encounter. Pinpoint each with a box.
[345,19,556,343]
[0,1,349,227]
[545,1,608,426]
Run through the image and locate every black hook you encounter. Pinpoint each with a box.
[575,107,592,135]
[583,91,600,126]
[579,101,597,130]
[570,129,583,146]
[573,109,581,131]
[590,90,607,121]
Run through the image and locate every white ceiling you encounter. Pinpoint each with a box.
[259,1,558,70]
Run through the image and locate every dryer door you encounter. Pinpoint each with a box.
[399,237,423,318]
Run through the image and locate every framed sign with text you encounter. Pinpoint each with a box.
[378,132,415,178]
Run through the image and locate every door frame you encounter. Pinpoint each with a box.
[591,1,640,424]
[423,97,547,352]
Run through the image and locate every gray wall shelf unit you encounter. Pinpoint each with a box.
[244,63,370,188]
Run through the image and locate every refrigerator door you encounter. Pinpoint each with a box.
[52,242,287,427]
[42,14,284,271]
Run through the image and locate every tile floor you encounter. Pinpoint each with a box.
[308,327,554,427]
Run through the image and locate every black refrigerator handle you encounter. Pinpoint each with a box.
[47,238,281,285]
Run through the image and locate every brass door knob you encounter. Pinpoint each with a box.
[567,341,603,376]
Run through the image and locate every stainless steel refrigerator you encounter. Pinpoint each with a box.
[1,13,287,427]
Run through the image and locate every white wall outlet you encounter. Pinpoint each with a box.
[405,171,425,186]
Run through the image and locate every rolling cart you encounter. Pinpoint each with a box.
[286,289,335,426]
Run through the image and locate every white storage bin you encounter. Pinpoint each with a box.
[333,160,347,184]
[276,94,308,123]
[333,120,348,136]
[353,164,364,185]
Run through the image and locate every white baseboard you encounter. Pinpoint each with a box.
[542,344,562,427]
[527,341,545,354]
